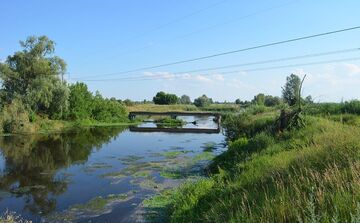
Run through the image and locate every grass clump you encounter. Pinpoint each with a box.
[155,118,185,128]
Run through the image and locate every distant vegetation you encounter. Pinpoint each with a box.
[153,91,179,105]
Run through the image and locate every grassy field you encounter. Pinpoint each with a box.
[143,109,360,223]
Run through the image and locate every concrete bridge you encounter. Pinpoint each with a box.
[128,111,221,122]
[128,111,222,134]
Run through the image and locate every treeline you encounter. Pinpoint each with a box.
[0,36,127,134]
[152,91,213,107]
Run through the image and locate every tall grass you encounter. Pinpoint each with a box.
[160,115,360,223]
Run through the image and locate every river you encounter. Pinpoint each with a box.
[0,116,225,222]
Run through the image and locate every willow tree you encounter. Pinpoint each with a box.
[0,36,69,118]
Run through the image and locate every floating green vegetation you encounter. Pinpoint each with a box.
[155,118,185,128]
[133,170,152,178]
[118,155,144,165]
[159,171,183,179]
[83,162,113,172]
[160,150,189,159]
[142,190,174,222]
[192,151,215,162]
[202,141,218,152]
[101,171,127,179]
[46,192,134,222]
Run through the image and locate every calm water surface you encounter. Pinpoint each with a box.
[0,116,225,222]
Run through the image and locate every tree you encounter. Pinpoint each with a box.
[180,95,191,104]
[235,99,242,105]
[153,91,178,105]
[282,74,301,106]
[0,35,68,117]
[264,95,282,107]
[68,82,93,120]
[305,95,313,104]
[194,95,213,107]
[252,93,265,105]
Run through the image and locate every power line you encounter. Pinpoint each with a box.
[71,25,360,79]
[76,57,360,82]
[80,0,229,60]
[98,0,299,61]
[71,47,360,81]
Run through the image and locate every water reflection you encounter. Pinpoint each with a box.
[0,127,126,216]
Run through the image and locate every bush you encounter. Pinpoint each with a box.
[1,99,31,133]
[92,94,127,122]
[194,95,213,107]
[222,113,275,140]
[153,92,179,105]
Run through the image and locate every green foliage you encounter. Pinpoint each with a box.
[194,94,213,107]
[155,118,185,127]
[306,100,360,116]
[0,35,67,119]
[179,95,191,104]
[91,92,127,122]
[222,112,276,140]
[68,83,127,123]
[252,93,265,105]
[0,99,31,133]
[343,100,360,115]
[68,82,93,120]
[282,73,301,106]
[264,95,282,107]
[123,99,134,106]
[153,91,179,105]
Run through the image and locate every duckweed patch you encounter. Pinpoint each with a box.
[46,192,133,222]
[142,190,175,222]
[118,155,144,164]
[202,141,218,152]
[192,151,215,162]
[83,162,113,172]
[160,150,191,159]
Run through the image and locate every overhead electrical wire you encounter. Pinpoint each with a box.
[76,57,360,82]
[100,0,299,60]
[71,25,360,79]
[71,47,360,81]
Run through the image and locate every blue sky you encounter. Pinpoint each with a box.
[1,0,360,102]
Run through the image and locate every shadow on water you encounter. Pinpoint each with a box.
[0,127,126,216]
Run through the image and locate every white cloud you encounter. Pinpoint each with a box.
[212,74,224,81]
[195,75,213,83]
[143,71,175,80]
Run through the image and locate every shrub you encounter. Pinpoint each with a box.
[92,96,127,122]
[194,95,213,107]
[153,92,179,105]
[222,113,275,140]
[1,99,31,133]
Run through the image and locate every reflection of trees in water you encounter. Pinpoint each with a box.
[0,126,126,215]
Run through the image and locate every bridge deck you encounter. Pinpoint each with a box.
[129,111,220,117]
[129,126,220,134]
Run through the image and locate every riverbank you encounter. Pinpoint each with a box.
[0,103,240,136]
[0,118,140,137]
[143,110,360,222]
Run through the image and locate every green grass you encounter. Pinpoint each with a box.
[155,118,186,128]
[149,112,360,223]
